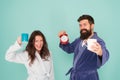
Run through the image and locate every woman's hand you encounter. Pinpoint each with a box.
[17,36,22,45]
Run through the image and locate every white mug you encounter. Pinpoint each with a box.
[87,39,97,51]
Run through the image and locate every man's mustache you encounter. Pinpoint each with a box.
[81,29,88,33]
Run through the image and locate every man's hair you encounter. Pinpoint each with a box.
[77,15,94,24]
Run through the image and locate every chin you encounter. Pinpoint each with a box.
[36,48,41,51]
[36,50,40,53]
[82,31,87,34]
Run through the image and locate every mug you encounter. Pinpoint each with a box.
[87,39,97,51]
[21,33,28,42]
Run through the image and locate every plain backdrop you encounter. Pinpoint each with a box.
[0,0,120,80]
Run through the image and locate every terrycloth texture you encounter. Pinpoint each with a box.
[59,32,109,80]
[5,41,54,80]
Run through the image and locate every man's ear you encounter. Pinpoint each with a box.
[91,24,94,30]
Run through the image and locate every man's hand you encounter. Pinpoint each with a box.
[90,42,103,56]
[58,30,67,37]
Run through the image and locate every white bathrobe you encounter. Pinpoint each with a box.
[5,41,54,80]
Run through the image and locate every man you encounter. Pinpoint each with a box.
[58,15,109,80]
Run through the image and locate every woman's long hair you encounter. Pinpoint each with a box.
[25,30,50,65]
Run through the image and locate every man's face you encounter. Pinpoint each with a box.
[79,19,93,40]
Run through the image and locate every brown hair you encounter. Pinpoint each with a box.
[25,30,50,65]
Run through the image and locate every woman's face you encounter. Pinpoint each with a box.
[34,35,43,53]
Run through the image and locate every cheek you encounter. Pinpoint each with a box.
[34,42,43,48]
[40,42,43,46]
[34,43,37,48]
[34,42,38,47]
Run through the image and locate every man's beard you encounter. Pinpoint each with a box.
[80,29,92,40]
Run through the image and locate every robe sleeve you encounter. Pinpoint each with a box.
[59,38,79,53]
[5,41,28,64]
[97,40,109,68]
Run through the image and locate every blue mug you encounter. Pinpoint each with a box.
[21,33,28,42]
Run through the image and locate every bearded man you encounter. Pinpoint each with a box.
[58,14,109,80]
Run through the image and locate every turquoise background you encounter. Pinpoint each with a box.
[0,0,120,80]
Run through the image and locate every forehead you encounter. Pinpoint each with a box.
[79,19,89,24]
[35,35,43,40]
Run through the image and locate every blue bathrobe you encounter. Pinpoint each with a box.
[59,32,109,80]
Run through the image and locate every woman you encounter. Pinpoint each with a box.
[5,30,54,80]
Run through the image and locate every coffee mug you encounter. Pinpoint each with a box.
[21,33,28,42]
[87,39,97,51]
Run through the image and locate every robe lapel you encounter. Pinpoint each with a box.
[35,52,46,73]
[35,52,50,78]
[73,41,87,68]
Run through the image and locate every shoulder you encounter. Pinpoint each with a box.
[71,37,81,43]
[49,51,53,57]
[93,32,106,44]
[48,51,53,60]
[75,37,80,41]
[71,37,81,45]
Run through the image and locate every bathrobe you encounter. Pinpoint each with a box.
[59,32,109,80]
[5,41,54,80]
